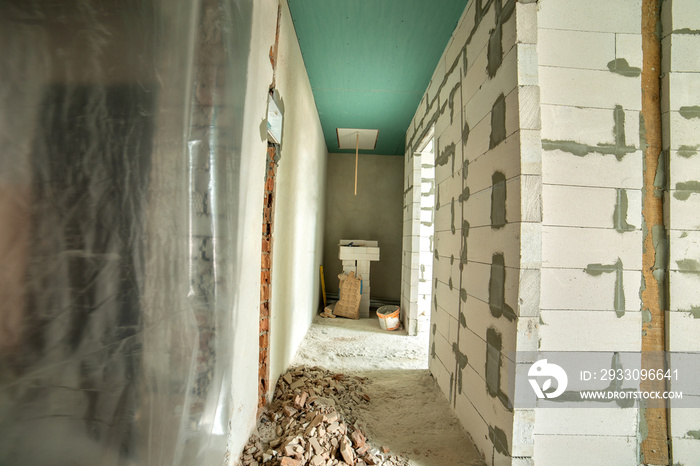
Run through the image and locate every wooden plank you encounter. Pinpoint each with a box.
[640,0,669,463]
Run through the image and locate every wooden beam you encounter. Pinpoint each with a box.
[640,0,669,463]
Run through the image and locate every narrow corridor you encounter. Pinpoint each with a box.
[287,315,484,466]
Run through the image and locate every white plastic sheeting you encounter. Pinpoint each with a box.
[0,0,254,464]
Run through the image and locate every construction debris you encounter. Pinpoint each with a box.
[238,366,407,466]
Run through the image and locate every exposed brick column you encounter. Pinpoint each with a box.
[258,144,277,407]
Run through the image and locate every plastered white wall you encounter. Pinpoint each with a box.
[228,0,278,459]
[268,0,328,398]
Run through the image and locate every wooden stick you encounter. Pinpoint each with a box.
[354,133,359,195]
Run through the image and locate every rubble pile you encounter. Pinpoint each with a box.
[238,366,407,466]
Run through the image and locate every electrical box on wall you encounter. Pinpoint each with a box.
[267,94,283,144]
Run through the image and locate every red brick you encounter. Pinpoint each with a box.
[265,176,274,192]
[261,269,270,284]
[260,284,269,301]
[260,317,269,332]
[261,237,271,253]
[259,332,268,349]
[261,253,271,269]
[260,301,270,318]
[263,207,271,223]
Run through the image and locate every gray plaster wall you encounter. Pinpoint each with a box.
[323,153,403,302]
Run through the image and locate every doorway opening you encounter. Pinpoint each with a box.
[415,129,436,337]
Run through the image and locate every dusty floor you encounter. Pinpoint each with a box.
[291,313,485,466]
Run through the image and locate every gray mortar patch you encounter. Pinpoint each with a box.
[488,425,509,456]
[679,106,700,119]
[674,28,700,35]
[486,327,502,398]
[459,311,467,327]
[685,306,700,319]
[435,142,455,167]
[460,288,467,302]
[449,276,454,290]
[607,58,641,77]
[679,145,700,158]
[676,259,700,272]
[451,197,456,234]
[614,188,636,232]
[461,220,470,265]
[489,253,516,321]
[585,258,625,317]
[487,23,503,78]
[673,180,700,200]
[491,171,507,229]
[490,94,506,149]
[542,105,636,161]
[551,353,634,408]
[452,343,469,394]
[652,225,668,311]
[687,430,700,439]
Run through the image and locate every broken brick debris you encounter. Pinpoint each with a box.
[238,366,407,465]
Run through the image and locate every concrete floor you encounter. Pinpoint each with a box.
[291,313,485,466]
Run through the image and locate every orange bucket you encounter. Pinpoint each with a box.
[377,305,400,331]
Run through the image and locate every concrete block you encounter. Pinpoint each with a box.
[667,110,700,151]
[516,3,538,45]
[615,33,643,71]
[537,0,641,34]
[512,409,535,457]
[538,310,642,352]
[668,72,700,112]
[669,190,700,230]
[464,110,491,162]
[462,297,519,355]
[518,269,541,317]
[462,261,491,303]
[454,391,492,464]
[463,43,489,110]
[466,132,521,195]
[427,55,445,106]
[433,328,454,369]
[467,225,521,267]
[435,279,460,320]
[540,267,642,312]
[542,226,642,269]
[671,438,700,465]
[465,4,496,72]
[668,310,700,352]
[429,352,453,400]
[466,49,519,127]
[540,104,640,149]
[670,230,700,273]
[520,222,542,270]
[671,0,700,31]
[501,4,517,53]
[538,29,615,70]
[542,149,643,189]
[521,174,542,223]
[505,88,521,138]
[444,6,470,73]
[668,407,700,439]
[517,85,541,131]
[520,129,542,176]
[542,185,642,230]
[534,435,637,466]
[434,229,461,260]
[533,408,637,436]
[463,187,491,228]
[460,364,514,444]
[539,67,641,110]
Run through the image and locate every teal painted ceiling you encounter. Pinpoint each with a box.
[287,0,468,156]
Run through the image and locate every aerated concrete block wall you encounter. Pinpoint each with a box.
[403,0,540,462]
[661,0,700,462]
[535,0,644,463]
